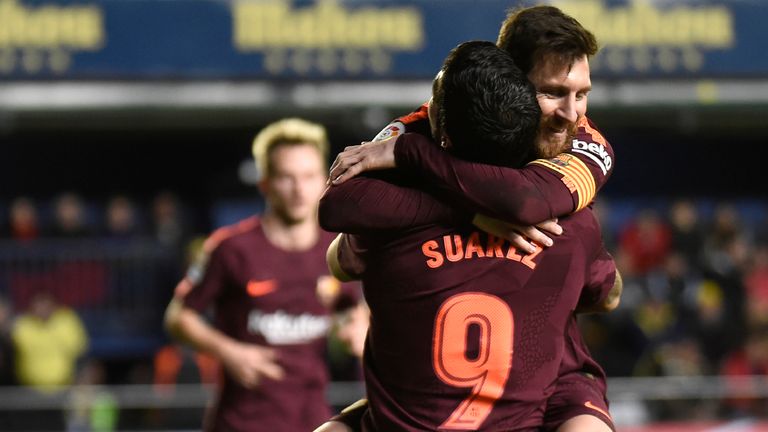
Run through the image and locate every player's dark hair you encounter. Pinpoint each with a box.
[497,5,598,75]
[434,40,540,168]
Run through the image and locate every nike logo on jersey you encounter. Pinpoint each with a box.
[584,401,611,419]
[247,279,277,297]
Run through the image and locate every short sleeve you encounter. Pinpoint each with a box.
[181,242,233,313]
[577,247,617,310]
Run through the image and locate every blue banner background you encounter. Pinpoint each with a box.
[0,0,766,80]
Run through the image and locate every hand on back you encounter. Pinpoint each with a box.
[329,137,398,185]
[473,215,562,253]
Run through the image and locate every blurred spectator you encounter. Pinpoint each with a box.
[636,337,706,377]
[757,213,768,247]
[579,310,647,377]
[634,337,713,421]
[668,199,705,270]
[644,252,702,335]
[7,197,40,241]
[592,198,617,251]
[579,247,649,376]
[0,297,16,386]
[720,327,768,417]
[612,248,646,309]
[630,255,716,378]
[12,289,88,391]
[153,344,219,392]
[744,246,768,328]
[721,327,768,376]
[619,209,672,274]
[710,204,742,243]
[104,195,140,238]
[701,233,750,365]
[51,192,92,238]
[702,204,746,276]
[332,302,368,361]
[634,298,675,345]
[151,191,190,254]
[146,343,218,429]
[67,360,118,432]
[690,278,736,371]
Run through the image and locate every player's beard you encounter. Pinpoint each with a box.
[536,118,579,159]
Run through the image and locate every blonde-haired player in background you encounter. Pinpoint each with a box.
[165,118,362,432]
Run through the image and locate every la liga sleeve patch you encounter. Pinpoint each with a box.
[373,121,405,141]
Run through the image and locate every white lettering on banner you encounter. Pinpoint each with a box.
[555,0,734,74]
[247,310,330,345]
[572,139,612,175]
[0,0,104,74]
[233,0,424,76]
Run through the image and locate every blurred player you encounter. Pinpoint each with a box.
[164,118,361,432]
[323,5,618,431]
[317,41,619,431]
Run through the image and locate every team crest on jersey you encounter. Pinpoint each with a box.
[373,121,405,141]
[316,275,341,308]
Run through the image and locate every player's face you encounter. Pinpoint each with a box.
[263,144,327,225]
[528,54,591,158]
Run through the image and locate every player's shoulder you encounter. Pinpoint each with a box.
[570,116,614,176]
[562,208,603,253]
[576,117,610,147]
[372,103,430,141]
[398,102,430,125]
[574,116,614,156]
[203,216,262,254]
[557,207,598,239]
[178,217,262,293]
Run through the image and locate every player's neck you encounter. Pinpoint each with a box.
[261,211,319,252]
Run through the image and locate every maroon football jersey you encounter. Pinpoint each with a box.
[378,102,617,390]
[380,107,617,422]
[319,164,615,429]
[320,105,617,430]
[181,217,352,432]
[337,209,614,431]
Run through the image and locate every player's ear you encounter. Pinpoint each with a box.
[440,135,453,150]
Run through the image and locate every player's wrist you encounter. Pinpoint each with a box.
[213,336,241,363]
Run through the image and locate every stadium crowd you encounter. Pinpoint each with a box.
[587,198,768,420]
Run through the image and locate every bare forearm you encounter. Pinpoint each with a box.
[166,302,234,359]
